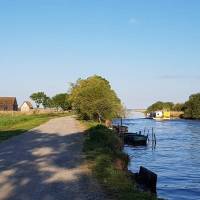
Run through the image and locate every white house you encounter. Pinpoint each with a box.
[20,101,33,112]
[154,111,163,118]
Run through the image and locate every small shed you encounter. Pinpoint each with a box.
[20,101,33,112]
[0,97,18,111]
[163,111,170,119]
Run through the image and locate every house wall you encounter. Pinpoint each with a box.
[0,104,18,111]
[20,103,31,112]
[155,111,163,118]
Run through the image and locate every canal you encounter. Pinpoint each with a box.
[113,115,200,200]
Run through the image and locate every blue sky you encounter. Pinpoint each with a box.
[0,0,200,108]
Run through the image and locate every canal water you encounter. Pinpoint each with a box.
[113,115,200,200]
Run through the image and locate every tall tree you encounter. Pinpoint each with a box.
[69,75,123,122]
[30,92,48,108]
[52,93,71,111]
[43,96,53,109]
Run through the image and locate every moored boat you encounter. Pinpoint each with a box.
[124,132,148,146]
[147,111,171,120]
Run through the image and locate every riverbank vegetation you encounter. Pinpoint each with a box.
[83,124,157,200]
[147,93,200,119]
[184,93,200,119]
[0,112,69,141]
[147,101,184,113]
[74,76,156,199]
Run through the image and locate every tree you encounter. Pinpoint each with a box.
[69,75,123,122]
[147,101,186,113]
[30,92,48,108]
[43,96,53,109]
[173,103,184,111]
[147,101,174,112]
[52,93,71,111]
[184,93,200,119]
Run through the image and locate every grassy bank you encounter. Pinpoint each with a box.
[0,112,69,141]
[83,124,157,200]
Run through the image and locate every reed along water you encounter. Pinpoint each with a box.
[113,117,200,200]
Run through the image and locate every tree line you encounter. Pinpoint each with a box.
[30,92,71,111]
[147,102,184,113]
[30,75,124,122]
[147,93,200,119]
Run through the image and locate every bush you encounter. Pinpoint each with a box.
[86,125,121,149]
[184,93,200,119]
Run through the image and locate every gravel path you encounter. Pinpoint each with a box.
[0,116,108,200]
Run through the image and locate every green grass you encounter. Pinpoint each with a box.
[79,119,99,129]
[83,124,158,200]
[0,112,70,141]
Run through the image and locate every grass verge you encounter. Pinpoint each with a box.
[0,112,70,141]
[83,124,157,200]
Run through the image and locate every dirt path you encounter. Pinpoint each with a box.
[0,116,108,200]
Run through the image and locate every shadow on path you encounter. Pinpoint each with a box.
[0,118,107,200]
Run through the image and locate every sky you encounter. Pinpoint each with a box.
[0,0,200,108]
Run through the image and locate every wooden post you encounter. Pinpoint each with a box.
[137,166,157,194]
[121,118,123,126]
[154,132,156,146]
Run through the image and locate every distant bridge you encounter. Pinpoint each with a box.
[125,109,147,117]
[126,109,147,113]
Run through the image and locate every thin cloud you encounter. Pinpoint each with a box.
[158,75,200,80]
[159,75,185,79]
[129,18,139,24]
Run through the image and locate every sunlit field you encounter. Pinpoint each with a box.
[0,112,70,141]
